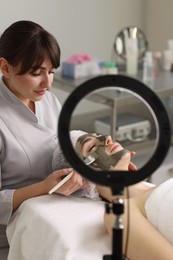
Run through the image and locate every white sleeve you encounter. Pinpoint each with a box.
[0,133,15,225]
[0,187,15,225]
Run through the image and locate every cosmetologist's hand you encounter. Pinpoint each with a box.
[44,168,83,196]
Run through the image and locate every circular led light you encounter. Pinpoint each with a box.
[58,75,171,192]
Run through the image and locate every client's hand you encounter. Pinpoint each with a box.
[129,151,137,171]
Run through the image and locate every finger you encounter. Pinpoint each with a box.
[68,174,83,192]
[129,162,137,171]
[67,173,83,194]
[67,182,82,195]
[130,151,136,157]
[49,171,74,194]
[53,168,73,180]
[56,172,83,195]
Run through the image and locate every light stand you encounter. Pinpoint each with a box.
[103,191,126,260]
[58,75,171,260]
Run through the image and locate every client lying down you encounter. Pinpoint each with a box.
[52,130,173,260]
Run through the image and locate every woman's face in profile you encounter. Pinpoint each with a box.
[75,133,130,171]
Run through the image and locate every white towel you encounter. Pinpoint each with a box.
[52,130,100,201]
[145,178,173,245]
[7,195,111,260]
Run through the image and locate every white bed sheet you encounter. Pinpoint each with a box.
[7,195,111,260]
[145,178,173,245]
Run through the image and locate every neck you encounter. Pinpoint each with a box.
[28,101,35,113]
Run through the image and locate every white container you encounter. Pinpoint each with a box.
[101,62,118,75]
[163,50,172,71]
[143,51,154,88]
[167,39,173,53]
[126,38,138,75]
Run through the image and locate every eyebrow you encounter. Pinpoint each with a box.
[80,134,103,147]
[81,137,92,147]
[80,137,94,156]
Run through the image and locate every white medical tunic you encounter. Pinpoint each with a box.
[0,78,61,225]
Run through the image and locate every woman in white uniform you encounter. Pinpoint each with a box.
[0,21,84,259]
[53,131,173,260]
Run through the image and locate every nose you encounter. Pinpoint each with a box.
[40,74,53,88]
[105,135,113,146]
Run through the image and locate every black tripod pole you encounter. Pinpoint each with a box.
[112,197,124,259]
[103,194,126,260]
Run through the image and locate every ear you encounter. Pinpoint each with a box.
[0,58,11,78]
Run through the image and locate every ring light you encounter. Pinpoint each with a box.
[58,75,171,192]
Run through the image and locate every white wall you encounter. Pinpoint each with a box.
[0,0,144,61]
[0,0,145,108]
[54,0,145,61]
[144,0,173,52]
[1,0,172,61]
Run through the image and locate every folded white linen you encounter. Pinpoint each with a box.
[145,178,173,245]
[7,195,111,260]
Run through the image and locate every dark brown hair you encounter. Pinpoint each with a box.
[0,20,61,74]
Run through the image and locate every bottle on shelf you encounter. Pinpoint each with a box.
[142,51,154,88]
[126,38,138,75]
[101,61,118,75]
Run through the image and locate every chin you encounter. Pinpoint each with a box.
[33,96,44,101]
[112,153,131,170]
[121,153,131,164]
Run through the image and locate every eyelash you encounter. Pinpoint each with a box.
[88,145,96,152]
[31,71,55,76]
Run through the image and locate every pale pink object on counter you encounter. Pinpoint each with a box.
[66,54,92,64]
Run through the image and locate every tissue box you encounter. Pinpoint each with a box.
[61,61,101,79]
